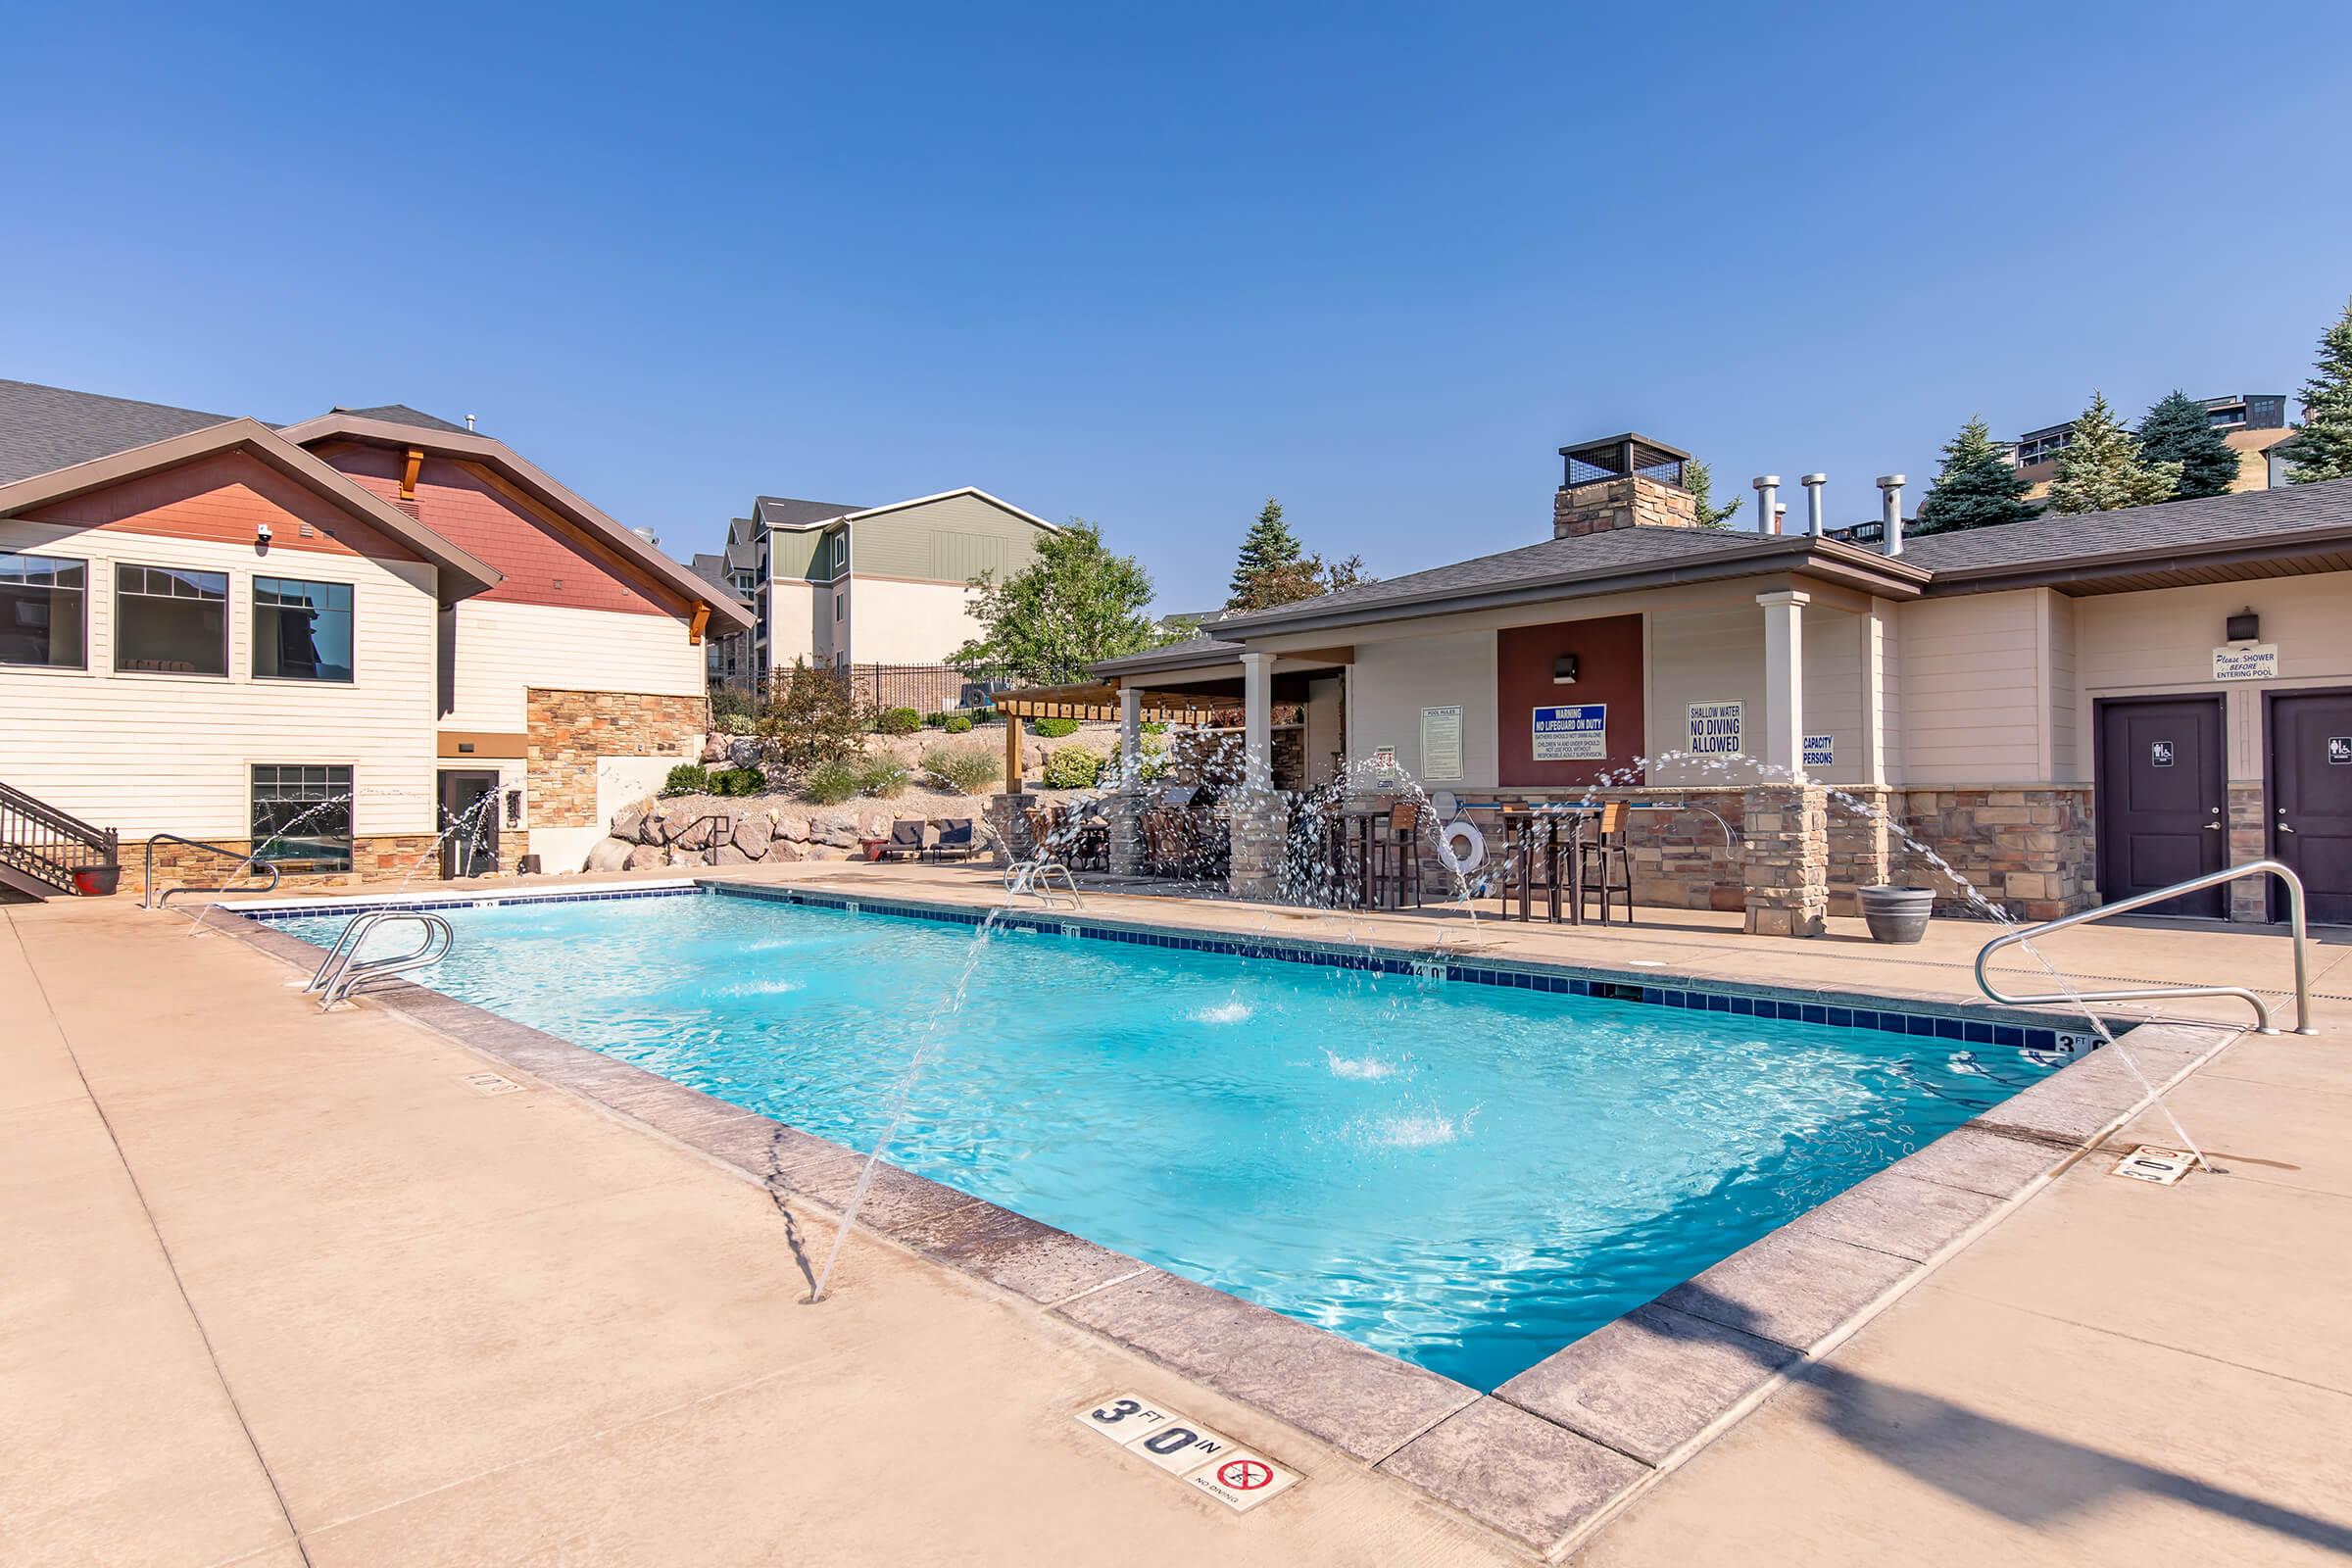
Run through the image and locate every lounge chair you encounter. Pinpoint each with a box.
[881,819,928,860]
[928,819,979,861]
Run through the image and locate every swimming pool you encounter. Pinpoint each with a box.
[270,886,2067,1390]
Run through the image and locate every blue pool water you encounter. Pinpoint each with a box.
[277,890,2060,1389]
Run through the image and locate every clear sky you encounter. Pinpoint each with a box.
[6,2,2349,612]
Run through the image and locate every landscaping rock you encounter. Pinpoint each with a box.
[672,813,717,851]
[700,734,729,764]
[812,814,859,849]
[586,836,634,873]
[638,808,668,846]
[666,848,701,867]
[624,843,668,870]
[611,801,650,842]
[711,843,752,866]
[774,814,810,844]
[769,841,806,862]
[729,739,764,769]
[733,813,774,858]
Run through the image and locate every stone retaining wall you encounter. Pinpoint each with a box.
[128,833,449,900]
[585,797,992,871]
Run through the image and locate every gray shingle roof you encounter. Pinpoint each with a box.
[1094,631,1243,674]
[1214,524,1767,633]
[1901,477,2352,575]
[323,403,475,435]
[0,378,238,485]
[754,495,864,530]
[686,551,753,604]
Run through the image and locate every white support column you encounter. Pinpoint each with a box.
[1756,590,1809,781]
[1118,686,1143,789]
[1860,598,1890,788]
[1242,651,1274,791]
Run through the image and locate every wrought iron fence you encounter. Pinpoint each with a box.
[850,663,1007,719]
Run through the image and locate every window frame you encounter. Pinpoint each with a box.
[248,762,357,874]
[0,549,90,670]
[251,574,357,684]
[114,563,229,678]
[831,531,847,572]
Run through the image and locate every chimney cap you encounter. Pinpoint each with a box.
[1752,474,1781,489]
[1800,472,1827,486]
[1875,473,1906,488]
[1559,432,1692,490]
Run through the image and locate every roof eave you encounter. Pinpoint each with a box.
[281,413,757,633]
[1210,536,1926,640]
[0,416,503,605]
[1919,522,2352,596]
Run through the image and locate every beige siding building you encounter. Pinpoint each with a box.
[1089,433,2352,933]
[0,381,750,899]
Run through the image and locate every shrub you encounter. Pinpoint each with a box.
[922,711,951,728]
[715,711,757,736]
[1032,716,1080,739]
[758,662,864,774]
[1142,718,1168,736]
[877,706,922,735]
[855,756,911,798]
[662,763,711,797]
[920,742,1003,795]
[804,759,860,805]
[1042,748,1104,790]
[710,766,765,797]
[710,684,756,722]
[943,714,972,734]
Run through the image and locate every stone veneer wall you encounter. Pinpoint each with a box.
[1740,786,1829,937]
[2228,783,2268,922]
[526,688,710,831]
[127,834,447,901]
[1896,787,2095,921]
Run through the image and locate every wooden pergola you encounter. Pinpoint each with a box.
[993,681,1242,795]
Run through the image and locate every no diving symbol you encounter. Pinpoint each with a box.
[1218,1458,1273,1492]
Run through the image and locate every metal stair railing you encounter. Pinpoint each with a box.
[0,780,121,895]
[143,835,281,908]
[1975,858,2315,1036]
[310,909,454,1008]
[1003,859,1082,909]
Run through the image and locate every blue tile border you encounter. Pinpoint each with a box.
[235,884,703,922]
[709,881,2126,1060]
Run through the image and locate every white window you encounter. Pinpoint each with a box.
[835,591,845,622]
[831,532,847,572]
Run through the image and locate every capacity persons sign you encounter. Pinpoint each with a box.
[1532,704,1606,761]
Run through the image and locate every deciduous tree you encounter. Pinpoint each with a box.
[950,519,1167,685]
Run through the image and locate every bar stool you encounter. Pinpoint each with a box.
[1578,801,1635,924]
[1372,799,1424,909]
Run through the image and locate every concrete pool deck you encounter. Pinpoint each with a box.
[7,867,2351,1564]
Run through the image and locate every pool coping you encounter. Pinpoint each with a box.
[204,889,2245,1560]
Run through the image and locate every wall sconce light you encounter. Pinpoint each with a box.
[505,788,523,828]
[2226,609,2260,643]
[1552,655,1580,685]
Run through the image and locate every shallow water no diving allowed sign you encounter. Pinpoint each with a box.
[1074,1394,1303,1513]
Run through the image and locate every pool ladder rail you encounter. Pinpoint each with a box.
[1975,858,2315,1036]
[143,834,281,908]
[305,908,456,1009]
[1004,859,1083,909]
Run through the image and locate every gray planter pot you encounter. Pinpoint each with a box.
[1859,884,1936,945]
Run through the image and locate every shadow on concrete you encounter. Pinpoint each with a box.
[756,1126,818,1302]
[1673,1280,2352,1555]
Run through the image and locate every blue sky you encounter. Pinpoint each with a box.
[6,2,2349,611]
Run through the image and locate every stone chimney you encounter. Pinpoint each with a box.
[1553,433,1698,537]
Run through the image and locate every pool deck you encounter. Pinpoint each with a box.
[7,865,2351,1565]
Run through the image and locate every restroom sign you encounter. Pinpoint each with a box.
[2329,736,2351,764]
[1533,704,1606,761]
[1688,701,1743,757]
[2150,740,2176,768]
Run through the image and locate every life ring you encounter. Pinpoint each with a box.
[1437,818,1486,876]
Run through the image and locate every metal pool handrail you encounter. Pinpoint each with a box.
[312,910,455,1008]
[144,835,281,908]
[1974,858,2314,1036]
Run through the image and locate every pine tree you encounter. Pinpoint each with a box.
[1225,499,1304,609]
[1914,415,2036,534]
[2285,295,2352,484]
[2136,390,2240,499]
[1684,459,1742,529]
[2046,392,2182,514]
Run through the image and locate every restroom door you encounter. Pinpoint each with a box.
[437,769,502,879]
[2268,689,2352,925]
[2094,696,2226,917]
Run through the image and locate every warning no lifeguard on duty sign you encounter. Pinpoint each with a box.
[1074,1394,1303,1513]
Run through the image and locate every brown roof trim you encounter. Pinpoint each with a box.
[1917,521,2352,596]
[1208,534,1927,641]
[278,413,756,633]
[0,417,502,605]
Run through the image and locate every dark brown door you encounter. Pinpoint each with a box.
[437,769,502,879]
[2095,696,2226,917]
[2269,690,2352,925]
